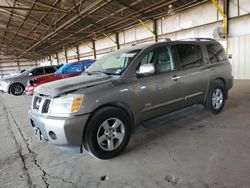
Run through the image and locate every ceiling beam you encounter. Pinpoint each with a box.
[0,5,77,14]
[41,0,175,53]
[21,0,112,56]
[0,0,17,48]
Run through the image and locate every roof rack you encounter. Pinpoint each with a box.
[180,38,216,41]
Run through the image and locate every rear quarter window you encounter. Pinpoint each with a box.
[207,43,227,63]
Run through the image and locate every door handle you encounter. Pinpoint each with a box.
[172,75,181,81]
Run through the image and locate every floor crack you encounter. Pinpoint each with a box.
[0,102,32,188]
[7,109,78,187]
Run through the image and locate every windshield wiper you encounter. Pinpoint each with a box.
[85,71,112,77]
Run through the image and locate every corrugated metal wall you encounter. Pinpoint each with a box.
[228,35,250,79]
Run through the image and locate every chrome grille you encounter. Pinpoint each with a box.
[33,96,51,114]
[42,99,51,113]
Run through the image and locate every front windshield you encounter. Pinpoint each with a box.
[54,64,70,75]
[86,49,140,75]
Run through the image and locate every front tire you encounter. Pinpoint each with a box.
[206,80,226,114]
[84,107,131,159]
[9,83,24,96]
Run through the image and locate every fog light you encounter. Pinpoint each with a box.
[49,131,57,140]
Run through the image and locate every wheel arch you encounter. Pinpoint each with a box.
[87,101,135,129]
[211,77,227,99]
[205,77,227,103]
[82,101,135,151]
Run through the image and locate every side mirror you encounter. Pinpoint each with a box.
[28,72,33,76]
[137,64,155,76]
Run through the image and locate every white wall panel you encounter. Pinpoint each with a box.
[135,21,153,40]
[161,14,180,34]
[58,51,66,64]
[229,16,250,37]
[179,3,217,29]
[80,55,94,60]
[119,31,125,44]
[124,28,136,43]
[95,35,116,50]
[67,47,77,57]
[229,0,238,17]
[79,42,93,54]
[239,0,250,15]
[67,47,78,63]
[50,55,58,65]
[228,35,250,79]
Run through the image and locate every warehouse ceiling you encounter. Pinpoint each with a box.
[0,0,208,60]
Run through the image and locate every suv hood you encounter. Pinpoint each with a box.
[35,74,112,97]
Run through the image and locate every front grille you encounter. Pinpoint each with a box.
[33,96,51,114]
[42,99,51,113]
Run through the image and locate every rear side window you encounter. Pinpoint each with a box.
[175,44,202,69]
[207,44,227,63]
[44,67,56,74]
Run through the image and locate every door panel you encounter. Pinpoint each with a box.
[175,44,209,105]
[135,71,184,121]
[178,66,209,105]
[134,45,184,121]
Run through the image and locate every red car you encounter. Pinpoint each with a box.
[25,59,95,95]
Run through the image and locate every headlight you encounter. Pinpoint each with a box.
[0,81,7,86]
[50,94,84,114]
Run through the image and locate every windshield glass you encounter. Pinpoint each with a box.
[54,64,70,75]
[86,49,140,75]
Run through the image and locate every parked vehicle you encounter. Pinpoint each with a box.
[29,38,233,159]
[25,59,95,95]
[0,65,61,95]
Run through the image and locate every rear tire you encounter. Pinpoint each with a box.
[206,80,226,114]
[84,107,131,159]
[9,83,24,96]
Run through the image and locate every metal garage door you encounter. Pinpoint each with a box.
[228,35,250,80]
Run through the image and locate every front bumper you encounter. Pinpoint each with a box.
[0,83,9,93]
[29,109,90,153]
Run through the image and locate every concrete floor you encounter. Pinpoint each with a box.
[0,80,250,188]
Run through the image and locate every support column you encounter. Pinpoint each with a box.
[116,32,120,49]
[49,55,52,65]
[17,59,20,72]
[76,46,80,61]
[92,40,97,59]
[153,19,158,42]
[56,53,59,65]
[65,50,68,63]
[224,0,229,37]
